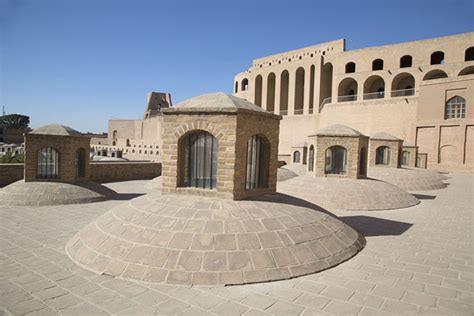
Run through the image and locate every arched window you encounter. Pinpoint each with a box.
[359,147,367,176]
[423,69,448,80]
[37,147,59,179]
[112,130,118,139]
[293,151,301,163]
[280,70,289,115]
[179,130,218,189]
[465,47,474,61]
[75,148,86,177]
[372,59,384,71]
[363,75,385,99]
[245,135,270,190]
[391,73,415,96]
[234,81,239,93]
[254,75,263,106]
[325,146,347,174]
[308,145,315,172]
[400,55,413,68]
[445,96,466,119]
[376,146,391,165]
[294,67,305,114]
[430,51,445,65]
[345,62,356,73]
[241,78,249,91]
[126,139,130,147]
[338,77,358,102]
[401,151,410,166]
[266,73,276,113]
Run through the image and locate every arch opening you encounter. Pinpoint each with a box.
[430,51,445,65]
[338,77,358,102]
[294,67,305,115]
[280,70,289,115]
[266,73,276,112]
[308,145,314,172]
[466,47,474,61]
[245,135,270,190]
[319,63,333,107]
[359,147,367,176]
[325,146,347,175]
[375,146,391,165]
[400,55,413,68]
[459,66,474,76]
[423,69,448,80]
[401,151,410,166]
[37,147,60,179]
[445,96,466,119]
[75,148,86,177]
[363,75,385,99]
[372,59,384,71]
[293,151,301,163]
[178,130,218,189]
[254,75,263,107]
[241,78,249,91]
[391,73,415,97]
[345,62,356,73]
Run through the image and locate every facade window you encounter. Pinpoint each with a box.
[400,55,413,68]
[430,51,445,65]
[241,78,249,91]
[402,151,410,166]
[179,130,218,189]
[445,96,466,119]
[293,151,301,163]
[37,147,60,179]
[325,146,347,174]
[234,81,238,93]
[245,135,269,190]
[75,148,86,177]
[466,47,474,61]
[372,59,384,70]
[112,130,118,139]
[126,139,130,146]
[308,145,314,172]
[376,146,391,165]
[359,147,367,176]
[345,62,356,73]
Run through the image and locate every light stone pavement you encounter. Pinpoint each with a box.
[1,175,473,315]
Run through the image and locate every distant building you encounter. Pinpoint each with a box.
[233,32,474,172]
[91,92,171,162]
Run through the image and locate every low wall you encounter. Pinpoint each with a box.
[90,161,161,183]
[0,163,24,187]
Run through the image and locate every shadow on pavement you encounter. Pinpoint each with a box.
[340,215,413,237]
[412,194,436,200]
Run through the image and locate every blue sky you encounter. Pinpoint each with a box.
[1,0,473,132]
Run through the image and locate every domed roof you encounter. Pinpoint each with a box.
[315,124,364,137]
[371,132,402,141]
[170,92,268,113]
[30,124,82,136]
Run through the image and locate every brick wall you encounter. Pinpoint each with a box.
[369,139,403,168]
[0,163,24,187]
[89,161,161,183]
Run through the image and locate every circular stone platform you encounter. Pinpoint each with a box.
[367,167,447,191]
[0,180,116,206]
[278,176,419,211]
[66,192,365,286]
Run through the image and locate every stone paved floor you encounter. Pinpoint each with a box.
[0,175,473,315]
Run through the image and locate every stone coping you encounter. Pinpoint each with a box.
[162,107,282,119]
[66,192,365,286]
[0,180,116,206]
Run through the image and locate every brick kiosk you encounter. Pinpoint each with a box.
[24,124,91,182]
[401,145,418,168]
[369,132,403,168]
[161,92,281,200]
[309,124,369,179]
[67,92,365,286]
[0,124,115,206]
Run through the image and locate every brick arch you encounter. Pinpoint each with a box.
[173,121,226,141]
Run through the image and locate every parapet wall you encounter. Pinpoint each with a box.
[89,161,161,183]
[0,163,24,187]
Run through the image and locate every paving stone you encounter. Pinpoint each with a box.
[320,285,354,301]
[32,287,69,301]
[402,291,438,307]
[241,294,277,310]
[324,300,362,315]
[211,301,249,315]
[293,293,330,310]
[155,299,190,314]
[46,294,83,310]
[265,301,305,315]
[8,299,46,315]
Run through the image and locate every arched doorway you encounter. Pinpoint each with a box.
[325,146,347,174]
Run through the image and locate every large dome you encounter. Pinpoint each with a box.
[66,192,365,285]
[367,167,447,191]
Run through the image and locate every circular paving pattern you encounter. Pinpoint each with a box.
[66,192,365,285]
[278,176,419,211]
[0,180,116,206]
[367,167,448,191]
